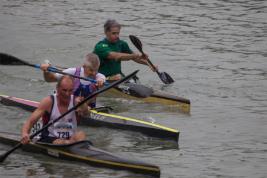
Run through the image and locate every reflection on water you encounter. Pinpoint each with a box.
[0,0,266,177]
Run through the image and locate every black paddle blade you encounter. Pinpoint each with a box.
[0,53,27,65]
[0,153,8,162]
[129,35,143,53]
[0,142,22,162]
[129,35,175,84]
[158,71,175,84]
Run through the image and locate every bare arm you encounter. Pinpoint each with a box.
[107,51,146,63]
[131,53,149,65]
[75,96,90,117]
[21,97,51,144]
[43,71,58,82]
[107,52,158,73]
[40,64,58,82]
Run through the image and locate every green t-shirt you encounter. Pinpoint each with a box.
[93,38,133,77]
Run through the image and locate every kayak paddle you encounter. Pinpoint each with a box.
[0,53,153,98]
[129,35,174,84]
[0,53,108,85]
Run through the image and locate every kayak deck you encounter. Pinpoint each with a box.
[102,82,190,113]
[0,95,179,143]
[0,131,160,176]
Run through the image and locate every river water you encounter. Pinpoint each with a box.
[0,0,266,177]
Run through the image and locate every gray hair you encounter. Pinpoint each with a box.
[84,53,100,71]
[104,19,121,33]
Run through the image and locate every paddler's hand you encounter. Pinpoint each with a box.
[141,54,158,72]
[147,62,158,72]
[107,74,122,81]
[141,53,149,60]
[132,53,145,63]
[132,53,157,71]
[75,96,90,116]
[21,133,30,144]
[40,63,51,72]
[95,78,105,88]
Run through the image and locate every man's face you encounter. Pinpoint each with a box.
[105,27,120,43]
[57,78,74,102]
[83,63,99,78]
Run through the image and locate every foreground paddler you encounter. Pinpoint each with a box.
[21,75,89,145]
[0,70,138,162]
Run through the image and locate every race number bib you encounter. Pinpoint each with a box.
[52,122,74,139]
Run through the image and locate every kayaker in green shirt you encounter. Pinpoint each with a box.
[93,19,150,81]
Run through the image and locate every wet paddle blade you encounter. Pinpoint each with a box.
[0,143,22,162]
[158,71,174,84]
[129,35,175,84]
[0,53,28,65]
[129,35,143,53]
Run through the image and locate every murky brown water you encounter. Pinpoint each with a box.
[0,0,266,177]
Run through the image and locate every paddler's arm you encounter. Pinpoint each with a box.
[107,51,146,62]
[21,96,51,144]
[40,63,58,82]
[131,53,158,72]
[108,52,157,71]
[75,96,90,117]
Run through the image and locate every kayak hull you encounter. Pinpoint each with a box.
[0,95,179,143]
[0,131,160,176]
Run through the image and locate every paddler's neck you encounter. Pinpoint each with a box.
[56,95,70,107]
